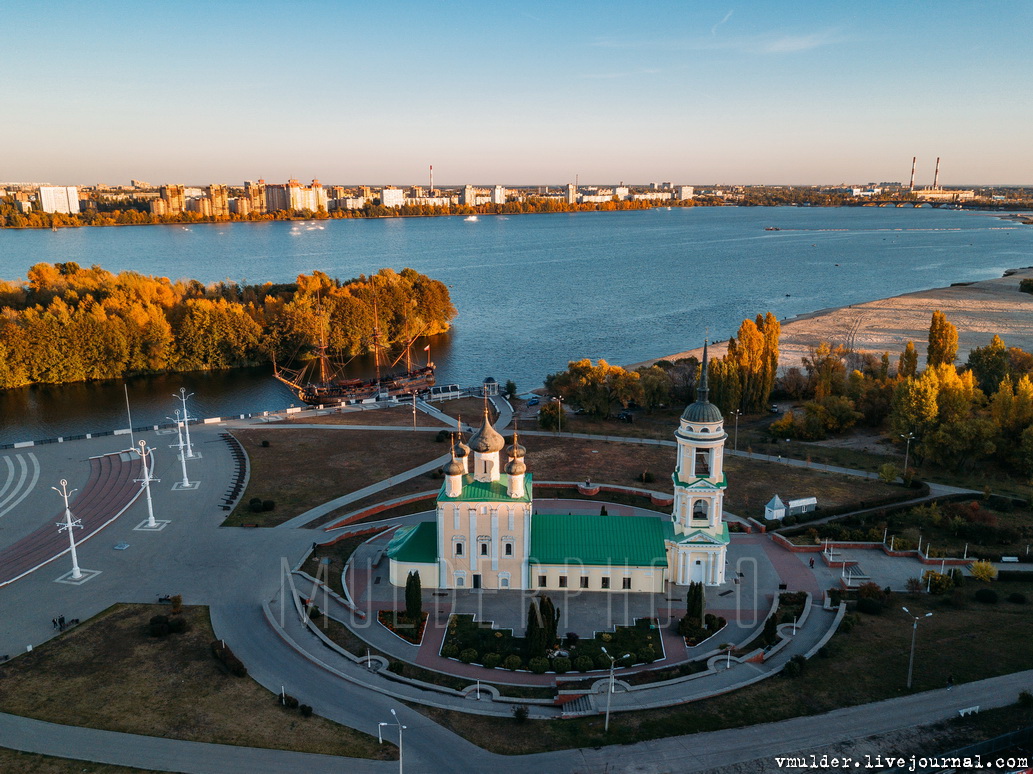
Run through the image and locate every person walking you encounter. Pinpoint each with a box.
[947,674,955,691]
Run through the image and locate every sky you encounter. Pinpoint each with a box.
[2,1,1031,187]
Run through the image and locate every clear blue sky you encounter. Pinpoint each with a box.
[3,1,1030,186]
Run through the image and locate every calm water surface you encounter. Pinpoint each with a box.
[0,207,1029,443]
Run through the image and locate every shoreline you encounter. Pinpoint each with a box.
[629,266,1033,372]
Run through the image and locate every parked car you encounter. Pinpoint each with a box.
[527,397,540,406]
[616,410,633,422]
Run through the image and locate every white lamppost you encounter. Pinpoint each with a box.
[135,440,160,528]
[170,410,190,487]
[733,409,742,452]
[53,479,82,580]
[554,395,563,433]
[174,388,196,459]
[378,708,406,774]
[600,647,629,733]
[900,432,915,477]
[902,607,932,690]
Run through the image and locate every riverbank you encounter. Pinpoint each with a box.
[631,267,1033,371]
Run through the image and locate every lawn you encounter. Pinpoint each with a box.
[0,749,165,774]
[270,404,445,427]
[428,396,497,423]
[412,582,1033,753]
[224,428,445,526]
[0,604,394,760]
[299,528,388,596]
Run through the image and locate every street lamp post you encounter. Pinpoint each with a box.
[52,479,82,580]
[171,410,190,487]
[600,647,629,733]
[554,396,563,433]
[733,409,742,452]
[174,388,196,459]
[902,606,933,690]
[900,432,915,477]
[378,708,406,774]
[135,440,160,528]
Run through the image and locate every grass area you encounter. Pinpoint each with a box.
[224,428,444,526]
[411,583,1033,753]
[0,604,394,760]
[428,397,496,422]
[0,749,165,774]
[299,529,387,596]
[316,616,554,699]
[784,499,1033,560]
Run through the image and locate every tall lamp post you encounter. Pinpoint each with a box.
[600,647,630,733]
[900,432,915,477]
[554,395,563,433]
[174,388,196,459]
[378,708,406,774]
[732,409,742,452]
[902,606,932,689]
[53,479,83,580]
[135,440,160,528]
[169,410,192,488]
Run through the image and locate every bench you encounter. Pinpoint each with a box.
[1001,556,1019,563]
[958,705,980,717]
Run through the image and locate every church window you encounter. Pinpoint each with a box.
[559,576,568,588]
[480,542,489,556]
[500,576,510,588]
[601,577,611,589]
[693,500,708,521]
[695,450,710,475]
[538,575,547,587]
[504,542,513,557]
[580,577,589,589]
[622,577,632,590]
[454,542,464,557]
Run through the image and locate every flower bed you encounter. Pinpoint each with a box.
[440,614,664,672]
[377,610,427,645]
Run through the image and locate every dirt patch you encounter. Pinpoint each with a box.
[269,405,445,427]
[0,604,393,760]
[0,749,163,774]
[225,428,445,526]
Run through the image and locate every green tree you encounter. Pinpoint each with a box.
[539,595,561,651]
[404,570,422,624]
[967,334,1009,394]
[537,401,563,431]
[926,310,958,367]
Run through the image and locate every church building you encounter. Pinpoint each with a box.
[387,344,730,591]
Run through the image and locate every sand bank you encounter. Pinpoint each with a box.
[630,267,1033,372]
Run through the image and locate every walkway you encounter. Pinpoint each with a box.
[0,450,143,587]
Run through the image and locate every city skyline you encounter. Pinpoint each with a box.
[3,1,1032,185]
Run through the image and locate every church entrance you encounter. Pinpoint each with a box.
[472,574,482,589]
[690,559,706,584]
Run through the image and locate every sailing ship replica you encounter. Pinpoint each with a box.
[273,311,435,406]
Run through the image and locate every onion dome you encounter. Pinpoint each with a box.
[505,458,526,476]
[452,420,470,457]
[506,432,526,459]
[443,457,465,476]
[469,409,505,453]
[682,339,724,423]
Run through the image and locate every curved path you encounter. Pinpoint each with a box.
[0,450,143,587]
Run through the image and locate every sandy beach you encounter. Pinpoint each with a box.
[631,266,1033,372]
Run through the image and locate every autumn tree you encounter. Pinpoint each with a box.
[926,310,958,367]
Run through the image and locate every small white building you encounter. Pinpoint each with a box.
[787,497,817,517]
[764,495,787,521]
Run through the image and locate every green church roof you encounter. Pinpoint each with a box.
[529,513,668,567]
[438,474,533,503]
[385,521,438,564]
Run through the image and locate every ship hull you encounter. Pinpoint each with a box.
[286,366,436,406]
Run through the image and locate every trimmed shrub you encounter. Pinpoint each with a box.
[974,588,999,604]
[856,597,883,616]
[1019,690,1033,708]
[512,705,529,723]
[262,500,276,511]
[552,656,571,674]
[260,440,270,447]
[782,659,802,678]
[210,640,247,677]
[1007,592,1027,604]
[595,653,612,670]
[148,614,170,637]
[970,559,998,583]
[249,497,263,513]
[167,616,187,634]
[279,694,299,709]
[441,644,460,659]
[482,653,502,669]
[435,430,450,442]
[504,654,523,671]
[299,704,313,717]
[458,648,478,664]
[637,647,656,664]
[574,655,594,672]
[528,657,550,674]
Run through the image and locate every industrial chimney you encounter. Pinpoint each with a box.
[933,157,940,189]
[909,157,917,190]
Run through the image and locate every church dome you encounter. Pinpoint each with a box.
[453,437,470,457]
[506,440,526,458]
[682,400,724,423]
[505,458,526,476]
[443,458,465,476]
[469,412,505,453]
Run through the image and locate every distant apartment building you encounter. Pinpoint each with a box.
[130,179,152,189]
[565,183,577,205]
[916,188,975,202]
[491,185,506,205]
[579,194,611,203]
[461,185,477,206]
[185,196,213,217]
[381,187,405,207]
[614,186,629,199]
[404,195,453,207]
[157,184,186,214]
[266,179,328,212]
[229,197,251,216]
[245,180,267,215]
[207,184,230,218]
[329,186,347,200]
[37,186,80,214]
[630,192,673,202]
[675,186,694,200]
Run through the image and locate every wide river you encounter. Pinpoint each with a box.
[0,206,1029,444]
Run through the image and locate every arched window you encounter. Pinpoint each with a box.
[480,542,489,556]
[504,542,513,556]
[693,500,708,521]
[455,573,466,588]
[454,541,464,557]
